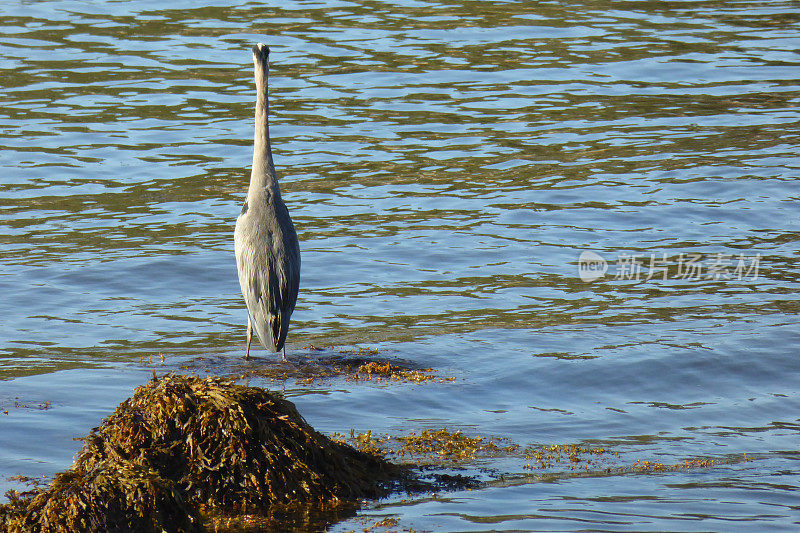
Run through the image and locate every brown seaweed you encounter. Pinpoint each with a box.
[0,374,399,532]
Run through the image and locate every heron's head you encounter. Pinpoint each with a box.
[252,43,270,68]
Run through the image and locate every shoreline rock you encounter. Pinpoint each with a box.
[1,374,399,532]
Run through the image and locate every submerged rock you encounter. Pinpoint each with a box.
[1,374,398,532]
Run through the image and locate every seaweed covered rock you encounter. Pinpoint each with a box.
[79,374,395,510]
[1,374,398,532]
[5,464,201,533]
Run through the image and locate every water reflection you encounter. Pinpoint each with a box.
[1,0,797,371]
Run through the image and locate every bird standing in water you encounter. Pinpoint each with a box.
[234,44,300,360]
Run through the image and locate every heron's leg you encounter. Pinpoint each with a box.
[281,345,287,362]
[245,316,253,360]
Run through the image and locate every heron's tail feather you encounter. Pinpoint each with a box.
[270,314,282,351]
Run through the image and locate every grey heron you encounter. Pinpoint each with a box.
[234,43,301,360]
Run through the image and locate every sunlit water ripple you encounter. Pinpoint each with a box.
[1,1,799,530]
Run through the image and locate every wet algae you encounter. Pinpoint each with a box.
[0,374,398,532]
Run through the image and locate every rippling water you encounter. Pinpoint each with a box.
[1,0,799,530]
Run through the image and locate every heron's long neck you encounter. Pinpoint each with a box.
[250,58,278,196]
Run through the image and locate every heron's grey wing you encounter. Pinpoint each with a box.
[278,224,301,317]
[266,215,300,347]
[235,223,277,351]
[262,250,284,348]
